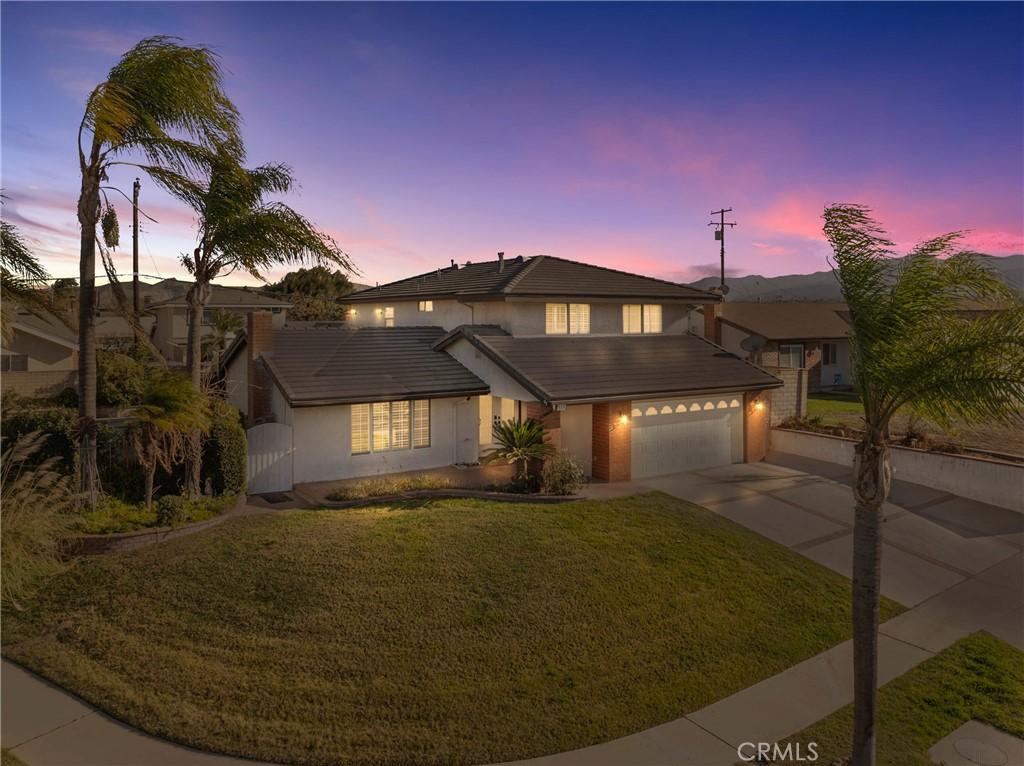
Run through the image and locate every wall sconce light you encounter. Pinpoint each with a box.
[618,412,630,426]
[374,307,383,316]
[754,400,765,413]
[347,308,357,317]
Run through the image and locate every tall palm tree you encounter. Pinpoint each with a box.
[75,35,240,506]
[824,204,1024,766]
[164,146,350,496]
[127,369,211,509]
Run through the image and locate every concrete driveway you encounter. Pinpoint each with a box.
[633,452,1023,619]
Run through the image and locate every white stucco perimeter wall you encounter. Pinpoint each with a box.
[290,396,481,484]
[771,428,1024,512]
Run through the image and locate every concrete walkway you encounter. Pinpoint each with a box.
[5,454,1022,766]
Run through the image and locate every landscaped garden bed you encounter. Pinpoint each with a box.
[780,631,1024,766]
[4,493,902,766]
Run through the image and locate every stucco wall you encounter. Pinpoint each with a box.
[2,329,75,371]
[443,337,536,401]
[770,428,1024,512]
[289,396,481,484]
[224,352,248,415]
[351,298,693,335]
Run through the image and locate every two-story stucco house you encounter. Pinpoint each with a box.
[223,255,782,492]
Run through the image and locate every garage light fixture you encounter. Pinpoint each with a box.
[754,400,765,413]
[618,412,630,426]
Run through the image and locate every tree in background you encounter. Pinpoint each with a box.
[201,308,244,364]
[160,146,351,496]
[74,36,240,506]
[265,266,357,321]
[266,266,353,299]
[824,204,1024,766]
[127,369,211,509]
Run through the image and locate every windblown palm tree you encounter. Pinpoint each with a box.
[201,308,245,364]
[75,35,241,506]
[824,204,1024,766]
[1,209,50,339]
[127,369,211,510]
[163,145,350,495]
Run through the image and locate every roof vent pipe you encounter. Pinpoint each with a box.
[451,259,457,269]
[498,251,505,271]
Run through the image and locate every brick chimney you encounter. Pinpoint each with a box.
[247,311,274,424]
[703,302,722,345]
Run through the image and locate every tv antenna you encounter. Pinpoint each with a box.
[708,207,736,297]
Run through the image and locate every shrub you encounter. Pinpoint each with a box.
[542,452,585,495]
[53,386,79,408]
[0,407,78,472]
[155,495,188,527]
[97,351,146,409]
[204,399,247,496]
[1,432,76,610]
[327,474,451,501]
[80,494,234,534]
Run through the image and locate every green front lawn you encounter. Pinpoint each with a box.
[781,632,1024,765]
[4,494,901,766]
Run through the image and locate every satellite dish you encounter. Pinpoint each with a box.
[740,334,767,352]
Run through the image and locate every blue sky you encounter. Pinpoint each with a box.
[2,2,1022,286]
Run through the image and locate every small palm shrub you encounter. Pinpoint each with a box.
[542,452,585,495]
[1,432,76,610]
[482,418,555,491]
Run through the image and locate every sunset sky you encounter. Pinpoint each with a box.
[2,2,1022,287]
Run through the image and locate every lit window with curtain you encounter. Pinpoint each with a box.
[622,304,642,333]
[568,303,590,334]
[643,304,662,333]
[418,300,433,312]
[383,306,395,327]
[545,303,567,334]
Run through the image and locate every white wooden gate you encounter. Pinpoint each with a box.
[247,422,294,494]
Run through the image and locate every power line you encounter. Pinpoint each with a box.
[707,207,736,296]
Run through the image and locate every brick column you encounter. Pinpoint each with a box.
[743,390,771,463]
[592,400,631,482]
[247,311,274,424]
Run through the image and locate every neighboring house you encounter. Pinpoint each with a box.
[95,278,291,362]
[694,302,852,391]
[224,254,782,493]
[0,310,78,398]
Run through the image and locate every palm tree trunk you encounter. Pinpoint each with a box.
[183,278,208,499]
[850,436,891,766]
[77,167,101,507]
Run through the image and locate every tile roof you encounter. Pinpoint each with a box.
[439,328,781,404]
[256,326,489,406]
[9,310,78,348]
[347,255,718,303]
[715,302,851,341]
[96,278,290,310]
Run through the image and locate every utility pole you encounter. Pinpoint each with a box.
[708,207,736,296]
[132,178,141,315]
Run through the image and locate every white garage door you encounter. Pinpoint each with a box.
[631,396,743,479]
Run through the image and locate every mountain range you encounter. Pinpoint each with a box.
[689,254,1023,301]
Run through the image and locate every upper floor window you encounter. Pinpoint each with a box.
[822,342,838,366]
[545,303,590,335]
[779,343,804,368]
[418,300,434,313]
[383,306,395,327]
[351,399,430,454]
[623,304,662,334]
